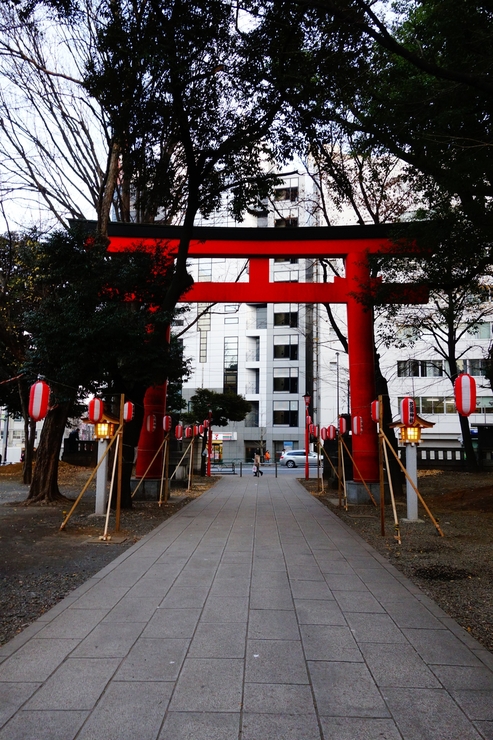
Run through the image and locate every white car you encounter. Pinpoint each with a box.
[279,450,323,468]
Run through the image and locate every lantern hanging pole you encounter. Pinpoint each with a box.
[381,431,444,537]
[100,433,120,541]
[339,437,377,507]
[317,435,322,493]
[378,396,385,537]
[158,434,170,507]
[114,394,125,533]
[60,426,121,531]
[381,433,401,545]
[187,429,194,492]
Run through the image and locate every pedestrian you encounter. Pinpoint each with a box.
[254,452,263,476]
[252,463,258,477]
[264,450,271,464]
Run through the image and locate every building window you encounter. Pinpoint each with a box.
[275,217,298,228]
[255,305,267,329]
[274,309,298,328]
[273,368,298,393]
[397,359,443,377]
[467,359,488,376]
[469,322,492,339]
[224,337,238,394]
[273,400,299,427]
[274,258,299,264]
[245,401,259,427]
[274,185,299,202]
[274,335,299,360]
[247,337,260,362]
[224,317,239,324]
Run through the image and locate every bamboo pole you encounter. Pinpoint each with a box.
[381,432,444,537]
[378,396,385,536]
[321,444,341,482]
[382,433,401,544]
[115,394,124,533]
[158,436,169,507]
[131,437,167,498]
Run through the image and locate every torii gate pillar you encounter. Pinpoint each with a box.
[346,252,378,481]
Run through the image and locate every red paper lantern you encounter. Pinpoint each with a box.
[123,402,134,422]
[371,400,380,424]
[146,414,157,433]
[309,423,316,435]
[163,415,172,431]
[203,418,210,428]
[175,424,183,440]
[193,425,200,436]
[198,424,204,435]
[454,373,477,416]
[400,397,416,426]
[339,416,347,435]
[320,427,327,441]
[28,380,50,421]
[185,426,193,438]
[328,424,337,440]
[352,415,363,436]
[88,397,104,423]
[306,415,312,426]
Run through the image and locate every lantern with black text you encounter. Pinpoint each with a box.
[454,373,477,417]
[88,397,104,424]
[28,380,50,421]
[400,397,416,426]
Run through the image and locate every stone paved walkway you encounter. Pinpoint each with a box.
[0,473,492,740]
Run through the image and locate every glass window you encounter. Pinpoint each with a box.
[397,360,419,377]
[274,310,298,328]
[468,359,487,376]
[255,305,267,329]
[421,360,443,377]
[273,368,299,393]
[273,400,299,427]
[275,217,298,228]
[477,397,493,413]
[274,335,299,360]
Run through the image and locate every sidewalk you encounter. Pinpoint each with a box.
[0,473,492,740]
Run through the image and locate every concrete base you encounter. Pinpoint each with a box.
[346,481,387,505]
[400,518,425,524]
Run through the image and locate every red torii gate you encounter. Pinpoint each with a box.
[107,222,428,483]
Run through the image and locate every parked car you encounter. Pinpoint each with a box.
[279,450,323,468]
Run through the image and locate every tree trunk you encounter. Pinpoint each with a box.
[25,400,73,504]
[109,386,146,510]
[17,377,35,485]
[375,351,403,496]
[459,413,478,472]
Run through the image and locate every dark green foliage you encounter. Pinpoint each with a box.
[183,388,251,428]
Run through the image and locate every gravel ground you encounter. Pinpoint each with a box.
[302,469,493,653]
[0,464,214,646]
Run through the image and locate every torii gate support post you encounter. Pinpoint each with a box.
[345,252,379,483]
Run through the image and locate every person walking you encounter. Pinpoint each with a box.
[264,450,271,464]
[254,451,263,476]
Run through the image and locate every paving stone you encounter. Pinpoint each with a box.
[382,687,485,740]
[0,710,88,740]
[300,624,363,662]
[289,579,334,600]
[359,642,441,688]
[309,661,390,718]
[241,712,321,740]
[115,638,189,681]
[0,683,41,729]
[0,638,80,682]
[403,628,484,667]
[245,640,308,684]
[25,658,120,710]
[345,612,407,644]
[319,716,402,739]
[77,681,173,740]
[169,658,243,712]
[201,596,249,623]
[158,711,240,740]
[188,622,247,658]
[248,610,300,640]
[332,590,385,613]
[294,598,346,625]
[243,682,316,714]
[141,608,202,638]
[70,622,144,658]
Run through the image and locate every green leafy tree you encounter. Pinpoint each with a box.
[183,388,251,475]
[15,227,188,504]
